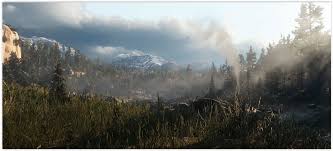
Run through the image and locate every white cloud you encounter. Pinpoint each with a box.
[2,2,258,68]
[3,3,89,28]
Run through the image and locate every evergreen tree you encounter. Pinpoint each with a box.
[293,2,325,52]
[186,64,192,73]
[210,62,217,75]
[3,52,26,84]
[219,65,223,75]
[64,46,72,66]
[266,43,274,56]
[256,48,266,71]
[49,63,66,103]
[74,49,81,69]
[208,73,216,98]
[292,3,327,91]
[221,59,232,80]
[50,43,61,67]
[185,64,192,79]
[238,54,246,72]
[246,46,257,99]
[266,69,281,95]
[246,46,257,70]
[26,43,39,83]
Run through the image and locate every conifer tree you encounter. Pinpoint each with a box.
[208,73,216,98]
[211,62,217,75]
[246,46,257,100]
[186,64,192,73]
[293,2,325,52]
[186,64,192,79]
[239,54,246,72]
[49,63,66,103]
[3,52,22,83]
[256,48,266,71]
[246,46,257,70]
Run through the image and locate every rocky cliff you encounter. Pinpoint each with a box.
[2,24,22,62]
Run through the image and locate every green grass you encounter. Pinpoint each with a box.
[3,83,330,148]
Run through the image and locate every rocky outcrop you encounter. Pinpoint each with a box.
[2,24,22,62]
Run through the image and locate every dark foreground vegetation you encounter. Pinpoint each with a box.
[3,83,330,149]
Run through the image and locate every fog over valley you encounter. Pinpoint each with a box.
[2,2,331,149]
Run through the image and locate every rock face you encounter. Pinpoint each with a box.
[2,24,22,62]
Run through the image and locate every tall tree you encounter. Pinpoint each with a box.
[74,49,82,69]
[208,73,216,98]
[186,64,192,73]
[256,48,266,71]
[239,54,246,72]
[49,63,66,103]
[3,52,21,83]
[210,62,217,75]
[246,46,257,100]
[185,64,192,79]
[50,43,61,67]
[221,59,231,77]
[246,46,257,70]
[293,2,325,52]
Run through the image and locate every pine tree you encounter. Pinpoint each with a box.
[3,52,21,83]
[49,63,66,103]
[74,49,81,69]
[221,60,229,76]
[211,62,217,75]
[238,54,246,72]
[256,48,266,71]
[64,46,72,66]
[185,64,192,79]
[219,65,223,75]
[292,3,326,91]
[246,46,257,70]
[208,73,216,98]
[293,2,325,52]
[50,43,61,67]
[266,43,274,56]
[246,46,257,100]
[186,64,192,73]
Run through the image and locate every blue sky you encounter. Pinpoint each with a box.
[3,2,331,65]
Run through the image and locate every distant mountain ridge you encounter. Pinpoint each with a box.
[112,51,178,70]
[20,36,79,57]
[20,36,179,70]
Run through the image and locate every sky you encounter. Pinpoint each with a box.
[84,2,331,45]
[2,2,331,65]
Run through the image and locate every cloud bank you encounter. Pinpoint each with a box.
[3,2,242,66]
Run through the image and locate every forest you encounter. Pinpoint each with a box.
[2,2,331,149]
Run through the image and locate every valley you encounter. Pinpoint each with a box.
[2,2,331,149]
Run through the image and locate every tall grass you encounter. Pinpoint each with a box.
[3,83,330,148]
[193,96,330,149]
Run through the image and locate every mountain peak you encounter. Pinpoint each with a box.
[112,51,176,70]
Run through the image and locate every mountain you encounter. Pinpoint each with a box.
[20,35,178,70]
[19,35,90,78]
[20,36,79,57]
[112,52,178,70]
